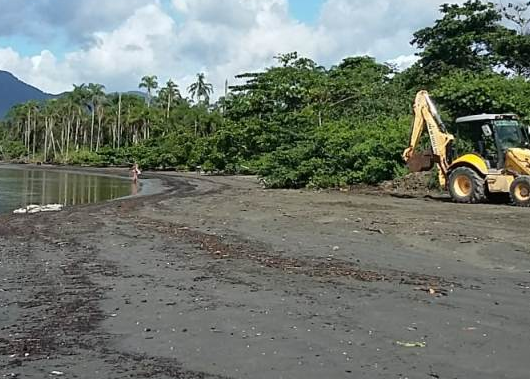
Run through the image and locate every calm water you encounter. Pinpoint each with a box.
[0,167,134,214]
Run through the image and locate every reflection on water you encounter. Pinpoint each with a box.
[0,167,132,214]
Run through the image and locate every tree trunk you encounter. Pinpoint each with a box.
[60,119,65,155]
[44,117,49,162]
[90,105,95,151]
[117,93,122,150]
[146,90,151,140]
[223,79,228,114]
[50,117,57,159]
[112,120,117,149]
[26,109,31,155]
[96,110,102,152]
[74,115,80,152]
[66,118,72,161]
[32,115,36,160]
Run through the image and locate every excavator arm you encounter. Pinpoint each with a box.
[403,90,455,188]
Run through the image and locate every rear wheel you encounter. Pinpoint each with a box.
[510,176,530,207]
[448,167,485,204]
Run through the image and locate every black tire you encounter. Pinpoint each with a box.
[448,167,485,204]
[510,176,530,207]
[486,192,511,205]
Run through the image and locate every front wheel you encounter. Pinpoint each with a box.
[448,167,485,204]
[510,176,530,207]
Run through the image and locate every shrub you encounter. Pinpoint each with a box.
[68,150,104,166]
[0,140,26,160]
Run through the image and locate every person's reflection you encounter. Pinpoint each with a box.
[131,181,138,196]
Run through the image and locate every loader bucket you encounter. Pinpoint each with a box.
[407,150,434,172]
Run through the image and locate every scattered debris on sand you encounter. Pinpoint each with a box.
[13,204,63,214]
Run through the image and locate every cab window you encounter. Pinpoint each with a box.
[494,120,524,151]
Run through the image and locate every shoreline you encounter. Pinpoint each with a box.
[0,162,142,181]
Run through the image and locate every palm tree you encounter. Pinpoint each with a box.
[139,75,158,140]
[18,102,32,154]
[40,101,50,161]
[159,79,181,119]
[23,101,40,159]
[87,83,106,151]
[5,104,26,143]
[188,73,214,104]
[62,86,86,159]
[70,84,89,151]
[139,75,158,107]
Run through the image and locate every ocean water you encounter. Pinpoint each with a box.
[0,167,133,214]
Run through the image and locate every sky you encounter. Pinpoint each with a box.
[0,0,463,96]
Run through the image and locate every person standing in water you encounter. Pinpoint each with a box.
[131,163,141,183]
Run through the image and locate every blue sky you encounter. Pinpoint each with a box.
[289,0,324,23]
[0,0,454,94]
[0,35,67,57]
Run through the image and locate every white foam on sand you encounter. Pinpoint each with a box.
[13,204,64,214]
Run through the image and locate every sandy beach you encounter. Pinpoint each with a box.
[1,169,529,378]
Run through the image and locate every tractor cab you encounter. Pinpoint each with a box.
[454,114,529,170]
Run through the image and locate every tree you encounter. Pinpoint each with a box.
[19,101,39,156]
[159,79,181,119]
[87,83,106,151]
[188,73,214,104]
[496,1,530,77]
[434,70,530,119]
[494,33,530,77]
[499,1,530,34]
[139,75,158,107]
[412,1,508,74]
[42,99,60,161]
[411,0,530,80]
[71,84,90,151]
[139,75,158,141]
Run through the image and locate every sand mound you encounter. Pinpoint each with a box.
[380,172,439,196]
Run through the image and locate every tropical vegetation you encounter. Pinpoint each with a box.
[1,1,530,188]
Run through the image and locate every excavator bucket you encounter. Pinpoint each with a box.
[407,150,435,172]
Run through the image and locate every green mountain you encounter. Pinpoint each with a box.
[0,71,55,118]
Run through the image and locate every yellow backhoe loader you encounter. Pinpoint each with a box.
[403,90,530,206]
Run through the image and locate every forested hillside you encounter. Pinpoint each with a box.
[1,1,530,188]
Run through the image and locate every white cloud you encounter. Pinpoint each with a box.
[0,0,463,96]
[317,0,468,63]
[169,0,336,93]
[387,55,419,72]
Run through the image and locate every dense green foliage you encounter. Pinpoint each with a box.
[1,1,530,188]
